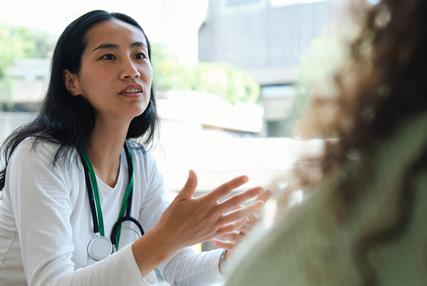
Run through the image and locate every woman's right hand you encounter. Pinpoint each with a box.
[155,170,265,252]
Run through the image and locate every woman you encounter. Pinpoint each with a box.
[0,10,266,286]
[226,0,427,285]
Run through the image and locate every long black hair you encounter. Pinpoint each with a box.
[0,10,158,190]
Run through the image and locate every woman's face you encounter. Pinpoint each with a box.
[66,19,153,122]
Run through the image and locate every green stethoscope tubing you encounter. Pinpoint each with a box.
[77,143,143,253]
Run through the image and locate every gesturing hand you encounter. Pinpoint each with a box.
[155,170,265,252]
[212,189,271,274]
[211,189,271,251]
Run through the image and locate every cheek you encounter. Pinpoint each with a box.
[79,70,112,97]
[78,80,113,114]
[143,64,154,84]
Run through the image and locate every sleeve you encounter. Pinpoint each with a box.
[160,248,224,286]
[7,140,148,286]
[137,152,224,285]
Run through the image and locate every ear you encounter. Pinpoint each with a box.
[63,69,82,96]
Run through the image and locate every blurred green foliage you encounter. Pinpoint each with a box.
[0,25,259,107]
[0,24,53,109]
[0,24,53,79]
[151,44,260,104]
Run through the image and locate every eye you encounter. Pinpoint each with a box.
[99,54,116,60]
[135,52,148,60]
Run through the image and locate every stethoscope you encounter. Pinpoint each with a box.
[77,143,144,261]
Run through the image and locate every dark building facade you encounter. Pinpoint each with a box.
[198,0,346,136]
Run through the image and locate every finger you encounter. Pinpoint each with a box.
[247,213,260,224]
[203,175,248,202]
[215,232,243,242]
[240,223,253,235]
[218,201,264,226]
[177,170,198,199]
[212,239,236,250]
[241,207,263,227]
[216,187,263,213]
[257,190,272,203]
[245,195,268,221]
[239,216,261,235]
[215,217,248,236]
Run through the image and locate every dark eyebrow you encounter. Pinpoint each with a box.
[131,41,147,49]
[92,41,147,52]
[92,43,118,52]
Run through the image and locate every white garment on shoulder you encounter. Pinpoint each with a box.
[0,138,223,286]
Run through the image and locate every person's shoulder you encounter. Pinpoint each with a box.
[127,140,156,162]
[12,137,61,162]
[126,140,162,181]
[5,137,72,180]
[127,140,147,154]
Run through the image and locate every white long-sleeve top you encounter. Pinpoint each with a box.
[0,138,223,286]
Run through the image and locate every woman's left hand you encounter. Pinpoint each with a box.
[212,190,271,267]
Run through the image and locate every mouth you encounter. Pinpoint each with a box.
[119,84,144,97]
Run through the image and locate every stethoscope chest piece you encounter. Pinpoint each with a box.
[79,143,144,261]
[87,235,113,261]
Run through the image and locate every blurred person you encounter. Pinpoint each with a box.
[0,10,269,286]
[226,0,427,285]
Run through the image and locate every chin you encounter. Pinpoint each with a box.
[130,105,148,118]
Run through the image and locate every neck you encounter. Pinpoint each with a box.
[86,116,129,187]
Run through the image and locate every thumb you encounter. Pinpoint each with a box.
[178,170,198,199]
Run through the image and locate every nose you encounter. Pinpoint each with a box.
[120,59,141,80]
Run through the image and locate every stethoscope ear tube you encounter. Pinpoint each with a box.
[110,216,145,248]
